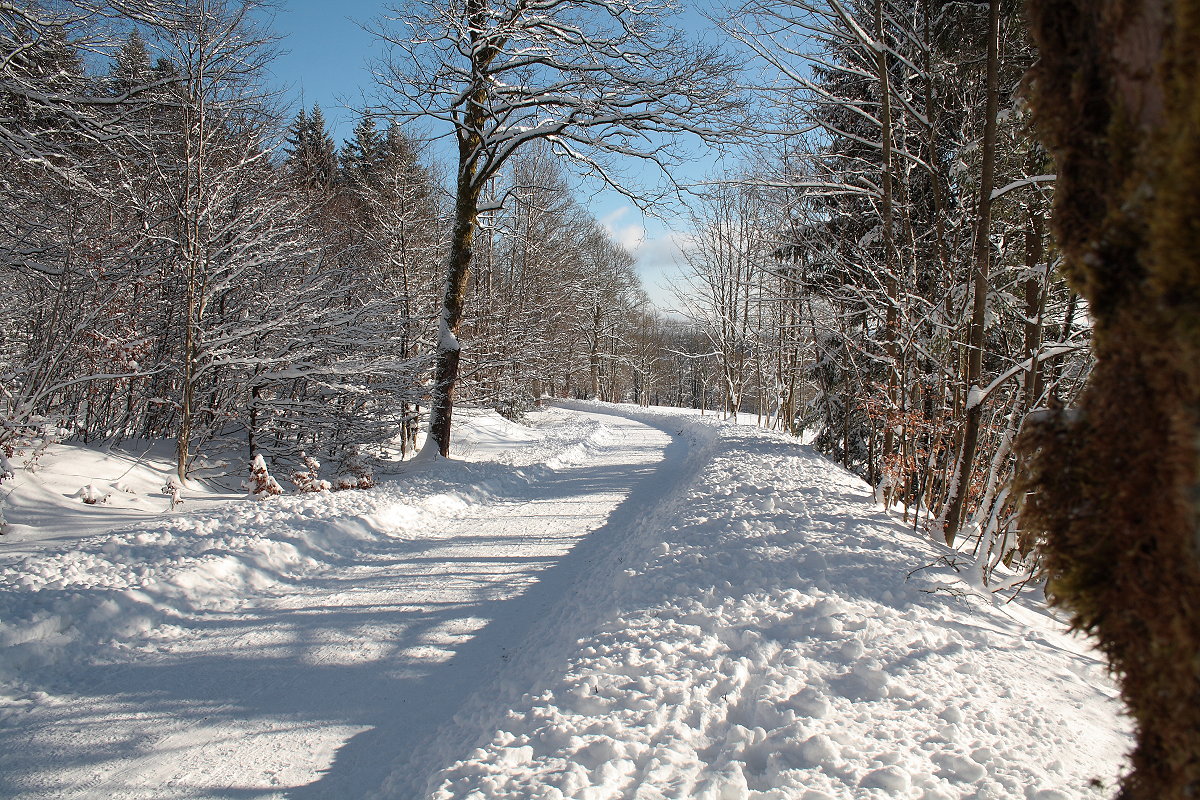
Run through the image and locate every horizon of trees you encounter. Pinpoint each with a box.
[0,1,688,494]
[0,0,1090,550]
[0,0,1092,549]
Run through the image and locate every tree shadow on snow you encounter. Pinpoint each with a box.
[0,408,699,800]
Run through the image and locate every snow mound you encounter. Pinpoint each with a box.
[1,441,241,547]
[0,414,550,685]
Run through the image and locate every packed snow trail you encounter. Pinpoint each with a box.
[0,408,701,799]
[0,404,1129,799]
[401,405,1127,800]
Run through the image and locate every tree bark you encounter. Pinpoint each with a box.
[426,0,494,458]
[1019,0,1200,796]
[177,60,207,484]
[875,0,900,482]
[1023,206,1047,407]
[427,172,481,457]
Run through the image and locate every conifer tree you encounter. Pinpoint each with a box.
[307,105,337,190]
[285,104,336,191]
[110,28,151,90]
[341,113,384,186]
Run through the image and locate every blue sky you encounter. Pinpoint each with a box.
[265,1,734,309]
[266,2,380,143]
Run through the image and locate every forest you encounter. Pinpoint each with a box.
[0,0,1085,559]
[2,0,1198,797]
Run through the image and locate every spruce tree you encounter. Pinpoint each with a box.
[307,105,337,190]
[341,113,383,187]
[283,107,312,182]
[283,105,336,191]
[110,28,151,90]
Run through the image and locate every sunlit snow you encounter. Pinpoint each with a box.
[0,404,1128,799]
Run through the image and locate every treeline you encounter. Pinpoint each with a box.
[671,0,1092,577]
[0,1,672,495]
[3,0,1096,571]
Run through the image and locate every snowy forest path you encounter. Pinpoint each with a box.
[1,407,699,800]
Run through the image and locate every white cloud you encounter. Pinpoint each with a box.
[597,205,630,229]
[599,206,647,253]
[597,203,696,311]
[633,230,695,311]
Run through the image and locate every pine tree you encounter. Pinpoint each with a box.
[307,105,337,190]
[283,106,311,176]
[284,104,336,191]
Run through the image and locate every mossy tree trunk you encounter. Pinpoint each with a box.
[1019,1,1200,796]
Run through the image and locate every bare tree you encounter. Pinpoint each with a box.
[137,0,284,481]
[574,221,640,402]
[678,181,769,417]
[371,0,742,456]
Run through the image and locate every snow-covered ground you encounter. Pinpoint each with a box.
[0,403,1129,799]
[1,441,242,549]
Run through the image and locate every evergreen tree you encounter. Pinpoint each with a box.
[340,113,384,186]
[307,105,337,189]
[109,28,150,90]
[283,106,310,165]
[284,104,336,191]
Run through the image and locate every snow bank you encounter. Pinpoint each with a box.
[0,411,585,687]
[0,442,242,547]
[407,404,1129,800]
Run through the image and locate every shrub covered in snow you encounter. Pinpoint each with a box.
[162,477,184,511]
[245,454,284,499]
[0,452,12,534]
[291,452,331,493]
[333,448,374,490]
[74,484,110,505]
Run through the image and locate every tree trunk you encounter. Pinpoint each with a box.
[177,298,195,482]
[590,305,602,399]
[1023,206,1047,407]
[248,383,261,458]
[426,0,493,458]
[940,0,1001,544]
[427,178,480,457]
[876,0,900,480]
[177,74,206,484]
[1019,0,1200,796]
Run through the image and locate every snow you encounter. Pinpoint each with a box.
[440,314,462,353]
[0,404,1129,799]
[0,441,242,549]
[966,385,985,411]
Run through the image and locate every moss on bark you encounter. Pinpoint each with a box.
[1019,1,1200,796]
